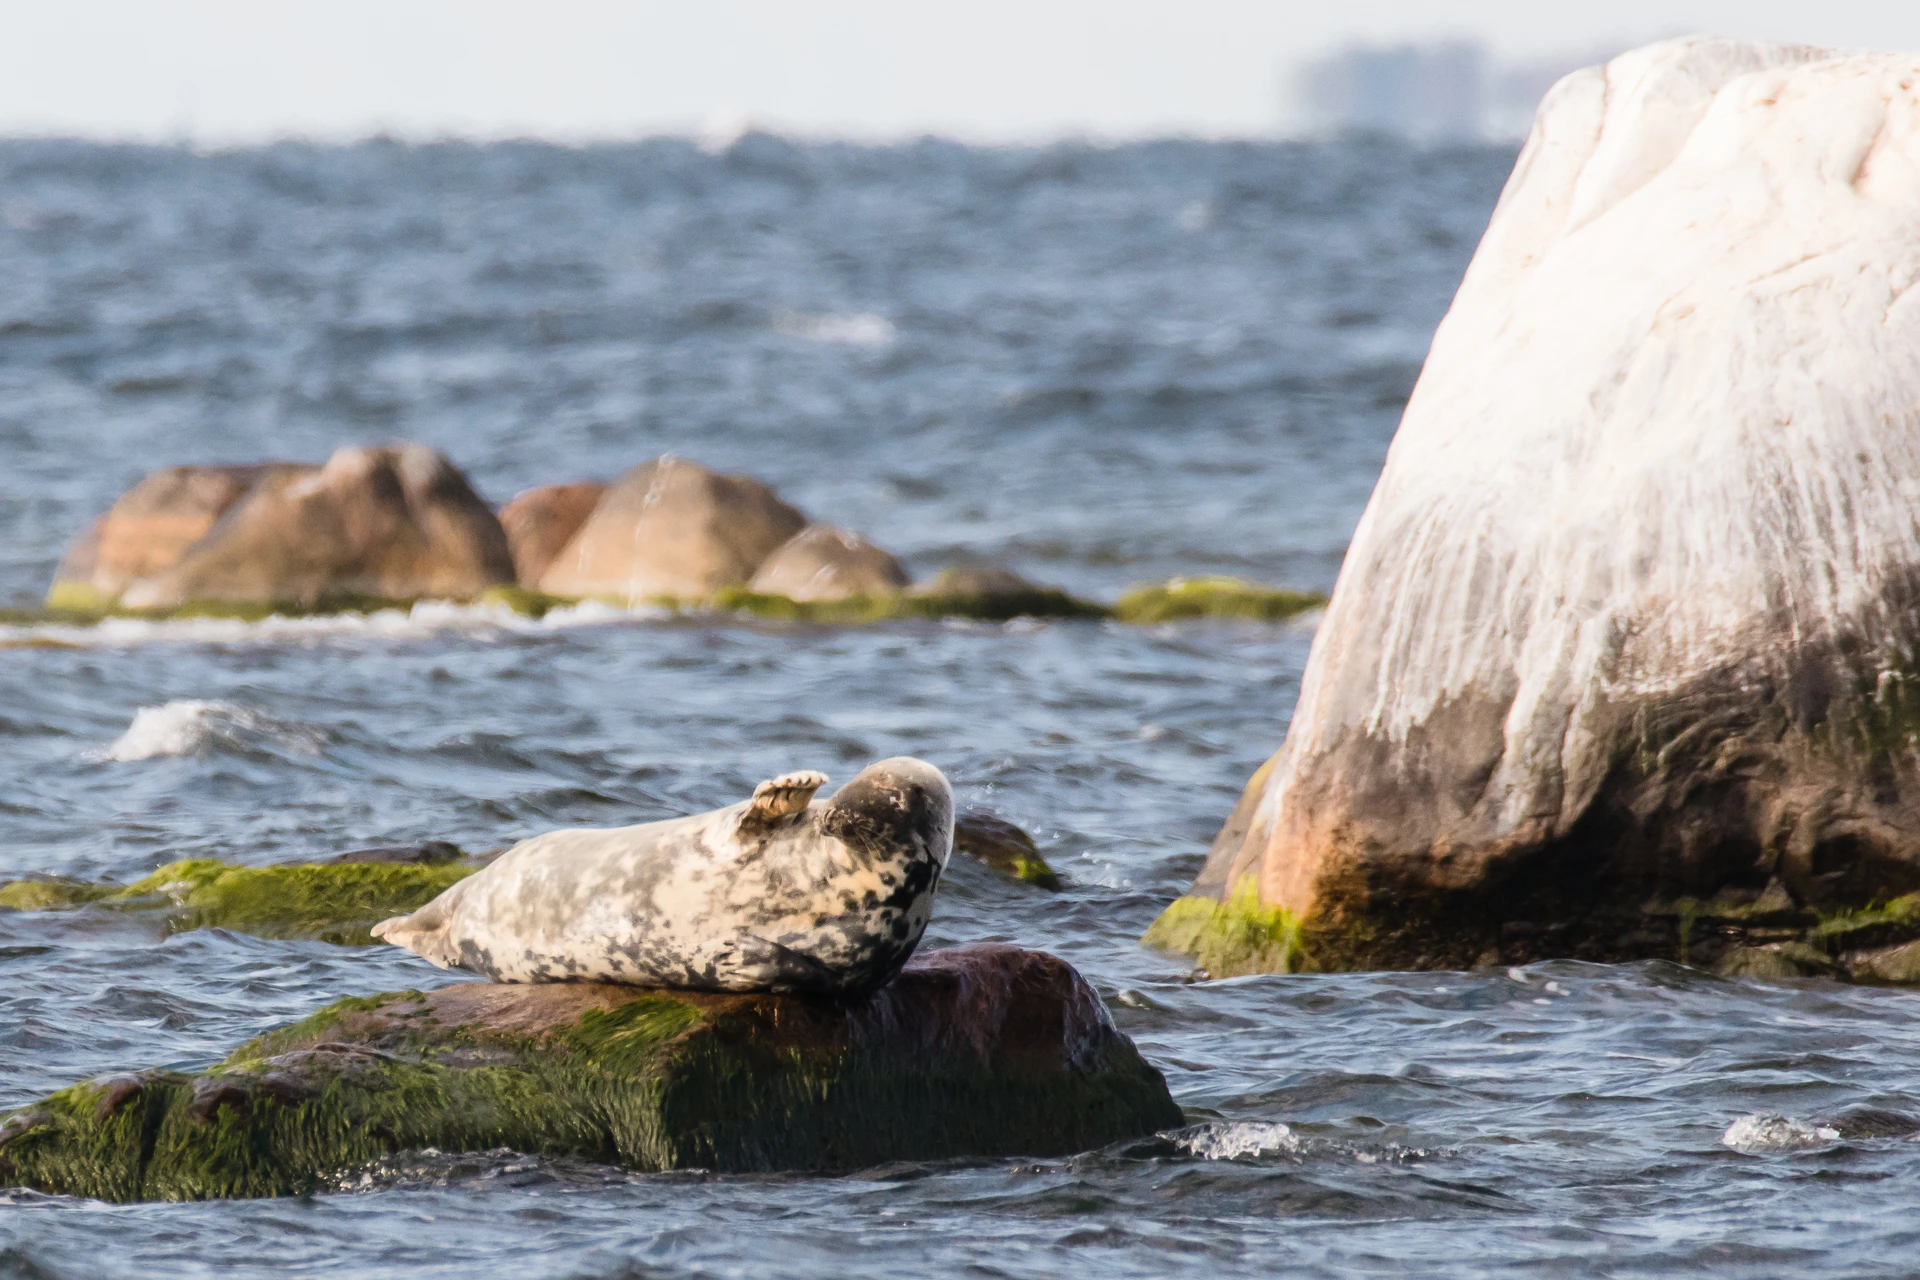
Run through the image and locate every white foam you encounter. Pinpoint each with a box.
[95,700,327,762]
[1721,1112,1840,1153]
[772,311,897,346]
[1,597,649,652]
[1176,1121,1300,1161]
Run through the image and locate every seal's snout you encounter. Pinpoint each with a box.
[822,756,954,864]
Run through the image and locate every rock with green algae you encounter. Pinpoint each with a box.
[1142,883,1304,978]
[708,585,1107,624]
[0,858,476,945]
[0,944,1182,1201]
[952,812,1061,890]
[1111,577,1324,624]
[1844,939,1920,983]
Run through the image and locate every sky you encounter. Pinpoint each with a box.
[0,0,1915,144]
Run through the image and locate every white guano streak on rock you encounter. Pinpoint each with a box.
[1259,37,1920,851]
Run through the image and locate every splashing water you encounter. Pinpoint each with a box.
[1721,1113,1841,1154]
[95,700,327,762]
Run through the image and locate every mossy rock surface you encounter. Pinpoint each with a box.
[1142,884,1304,977]
[22,577,1329,630]
[0,858,477,945]
[0,944,1182,1201]
[1111,577,1325,624]
[709,586,1107,624]
[24,591,437,625]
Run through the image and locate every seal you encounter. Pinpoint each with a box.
[370,757,954,996]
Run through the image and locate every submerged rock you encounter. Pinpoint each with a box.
[952,811,1061,889]
[498,482,608,587]
[0,857,475,945]
[538,456,807,601]
[45,463,310,611]
[1110,577,1323,624]
[112,443,514,610]
[1153,39,1920,975]
[0,945,1182,1201]
[747,525,910,601]
[903,564,1106,622]
[326,841,465,867]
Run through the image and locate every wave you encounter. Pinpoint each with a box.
[93,700,328,762]
[772,311,897,346]
[1170,1120,1449,1165]
[0,598,643,651]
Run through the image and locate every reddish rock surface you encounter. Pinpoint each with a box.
[49,463,311,605]
[747,524,910,600]
[118,442,514,609]
[538,455,807,601]
[498,482,608,586]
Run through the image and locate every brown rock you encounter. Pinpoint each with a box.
[952,811,1062,889]
[538,456,807,601]
[48,463,311,607]
[1844,939,1920,984]
[322,841,464,866]
[747,524,910,601]
[119,443,514,609]
[908,564,1042,600]
[498,482,607,586]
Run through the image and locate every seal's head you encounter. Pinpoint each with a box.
[820,756,954,867]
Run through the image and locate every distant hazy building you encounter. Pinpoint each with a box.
[1297,41,1631,141]
[1297,42,1486,141]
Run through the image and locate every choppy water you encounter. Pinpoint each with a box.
[3,135,1916,1279]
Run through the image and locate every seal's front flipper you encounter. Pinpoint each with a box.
[742,770,828,827]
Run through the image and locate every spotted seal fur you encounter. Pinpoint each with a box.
[371,757,953,995]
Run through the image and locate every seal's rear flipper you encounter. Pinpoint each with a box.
[742,770,828,827]
[370,900,461,969]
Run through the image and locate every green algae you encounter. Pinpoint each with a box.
[0,858,477,945]
[1111,576,1325,624]
[21,576,1326,631]
[999,853,1063,890]
[25,590,435,626]
[0,878,115,910]
[40,581,115,614]
[1812,893,1920,948]
[474,584,573,618]
[708,586,1107,624]
[1142,882,1304,977]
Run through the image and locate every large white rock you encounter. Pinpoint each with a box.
[1185,38,1920,970]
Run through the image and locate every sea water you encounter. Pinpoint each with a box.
[2,135,1916,1279]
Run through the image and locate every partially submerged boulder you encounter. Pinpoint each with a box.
[1153,39,1920,975]
[0,857,475,945]
[45,463,310,611]
[498,482,607,586]
[0,945,1181,1201]
[953,811,1062,889]
[747,524,911,601]
[537,456,806,601]
[113,443,514,610]
[1111,577,1324,624]
[901,565,1107,622]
